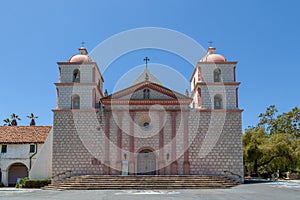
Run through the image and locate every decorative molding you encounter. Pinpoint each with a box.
[102,81,191,100]
[52,109,99,113]
[102,99,191,106]
[55,83,97,86]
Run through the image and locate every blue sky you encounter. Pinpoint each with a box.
[0,0,299,130]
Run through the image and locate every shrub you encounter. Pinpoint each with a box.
[15,177,30,188]
[23,179,51,188]
[0,182,4,187]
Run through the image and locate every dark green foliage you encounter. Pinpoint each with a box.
[3,118,11,126]
[23,179,51,188]
[243,106,300,177]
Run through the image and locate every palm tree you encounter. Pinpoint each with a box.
[3,118,11,126]
[10,113,21,126]
[27,113,38,126]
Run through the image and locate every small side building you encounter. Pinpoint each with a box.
[0,126,51,186]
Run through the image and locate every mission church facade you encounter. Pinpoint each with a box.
[51,46,243,182]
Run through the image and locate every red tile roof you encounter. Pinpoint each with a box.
[0,126,51,144]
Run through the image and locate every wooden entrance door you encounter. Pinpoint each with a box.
[137,150,156,175]
[8,163,28,186]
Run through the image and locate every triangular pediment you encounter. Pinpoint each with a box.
[102,81,191,101]
[132,69,162,86]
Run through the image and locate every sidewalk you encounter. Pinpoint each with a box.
[0,187,40,191]
[284,179,300,184]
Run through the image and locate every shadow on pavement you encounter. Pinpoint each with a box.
[244,178,272,184]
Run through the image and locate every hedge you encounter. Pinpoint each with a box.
[23,179,51,188]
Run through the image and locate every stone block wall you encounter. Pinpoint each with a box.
[52,111,105,176]
[52,109,243,182]
[200,64,236,83]
[59,64,94,83]
[188,111,243,182]
[57,86,96,110]
[200,85,238,110]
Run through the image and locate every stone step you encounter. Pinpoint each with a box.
[45,186,231,190]
[63,179,233,182]
[44,175,239,190]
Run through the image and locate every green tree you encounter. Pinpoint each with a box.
[26,113,38,126]
[243,126,268,175]
[243,106,300,177]
[275,107,300,137]
[3,118,12,126]
[258,105,278,134]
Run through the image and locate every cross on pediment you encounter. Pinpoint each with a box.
[143,57,150,69]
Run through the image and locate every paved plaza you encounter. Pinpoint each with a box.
[0,181,299,200]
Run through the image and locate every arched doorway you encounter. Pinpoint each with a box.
[8,163,28,186]
[137,149,156,175]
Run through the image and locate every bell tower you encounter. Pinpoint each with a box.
[190,46,240,110]
[55,47,104,110]
[52,47,105,178]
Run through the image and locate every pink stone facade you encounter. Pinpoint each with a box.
[52,46,244,183]
[52,109,243,182]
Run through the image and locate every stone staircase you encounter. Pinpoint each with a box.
[43,175,239,190]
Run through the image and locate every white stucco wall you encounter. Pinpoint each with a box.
[29,129,53,180]
[0,143,43,186]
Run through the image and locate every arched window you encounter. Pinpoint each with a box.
[143,89,150,99]
[197,88,202,107]
[72,94,80,109]
[214,94,223,109]
[214,68,221,82]
[73,69,80,83]
[56,88,59,109]
[58,67,61,82]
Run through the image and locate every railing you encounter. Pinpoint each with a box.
[51,170,72,182]
[223,170,242,181]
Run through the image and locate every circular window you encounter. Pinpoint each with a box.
[139,115,151,130]
[143,122,150,128]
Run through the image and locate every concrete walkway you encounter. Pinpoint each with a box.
[0,181,299,200]
[285,179,300,184]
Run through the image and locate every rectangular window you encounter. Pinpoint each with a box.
[1,145,7,153]
[29,144,35,153]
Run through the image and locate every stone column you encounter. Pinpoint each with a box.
[171,112,178,175]
[129,112,135,175]
[183,110,190,175]
[116,112,123,175]
[104,111,111,175]
[158,111,165,175]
